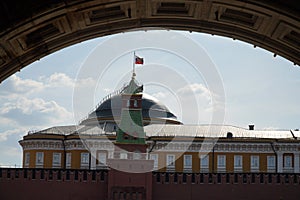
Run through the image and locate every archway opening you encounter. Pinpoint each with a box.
[0,30,298,167]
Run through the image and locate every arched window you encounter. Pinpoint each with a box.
[134,99,138,107]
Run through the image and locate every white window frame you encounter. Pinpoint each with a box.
[80,152,90,169]
[52,152,61,168]
[66,152,71,169]
[97,152,107,165]
[35,152,44,167]
[166,154,175,169]
[25,152,30,168]
[150,154,158,170]
[284,155,293,169]
[234,155,243,172]
[200,155,209,172]
[217,155,226,172]
[267,155,276,171]
[250,155,260,171]
[184,155,192,169]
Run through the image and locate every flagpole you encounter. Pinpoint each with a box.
[132,51,136,79]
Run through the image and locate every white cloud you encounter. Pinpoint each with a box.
[1,73,97,119]
[41,72,95,89]
[175,83,225,124]
[177,83,212,99]
[2,73,97,98]
[0,116,18,127]
[0,128,27,142]
[0,97,73,126]
[0,74,44,96]
[45,72,75,88]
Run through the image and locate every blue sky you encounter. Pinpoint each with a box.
[0,30,299,166]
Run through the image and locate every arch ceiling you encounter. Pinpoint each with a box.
[0,0,299,83]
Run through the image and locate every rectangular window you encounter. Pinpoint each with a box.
[217,155,226,172]
[66,153,71,169]
[25,152,30,167]
[126,100,130,107]
[166,154,175,169]
[133,152,141,160]
[52,152,61,168]
[234,155,243,172]
[284,155,292,168]
[200,155,209,172]
[150,154,158,169]
[98,152,107,165]
[251,155,259,171]
[35,152,44,167]
[217,155,226,168]
[120,152,127,159]
[80,152,90,169]
[267,155,276,170]
[184,155,192,169]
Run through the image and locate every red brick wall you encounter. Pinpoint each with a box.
[0,169,108,200]
[152,173,300,200]
[1,169,300,200]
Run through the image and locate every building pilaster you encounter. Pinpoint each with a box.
[294,152,300,173]
[91,150,96,170]
[277,152,283,173]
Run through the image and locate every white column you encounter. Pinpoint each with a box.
[108,150,114,159]
[277,152,283,173]
[90,150,97,170]
[294,152,300,173]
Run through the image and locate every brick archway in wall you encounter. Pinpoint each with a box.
[0,0,299,82]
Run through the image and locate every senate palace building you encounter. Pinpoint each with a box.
[18,73,300,174]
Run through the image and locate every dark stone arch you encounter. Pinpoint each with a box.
[0,0,299,82]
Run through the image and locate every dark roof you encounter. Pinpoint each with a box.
[81,93,181,125]
[27,124,300,140]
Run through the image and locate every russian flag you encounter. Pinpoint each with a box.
[135,55,144,65]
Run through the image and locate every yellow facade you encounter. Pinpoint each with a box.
[69,150,89,169]
[19,133,300,173]
[23,149,65,169]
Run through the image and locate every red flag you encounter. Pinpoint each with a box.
[135,56,144,65]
